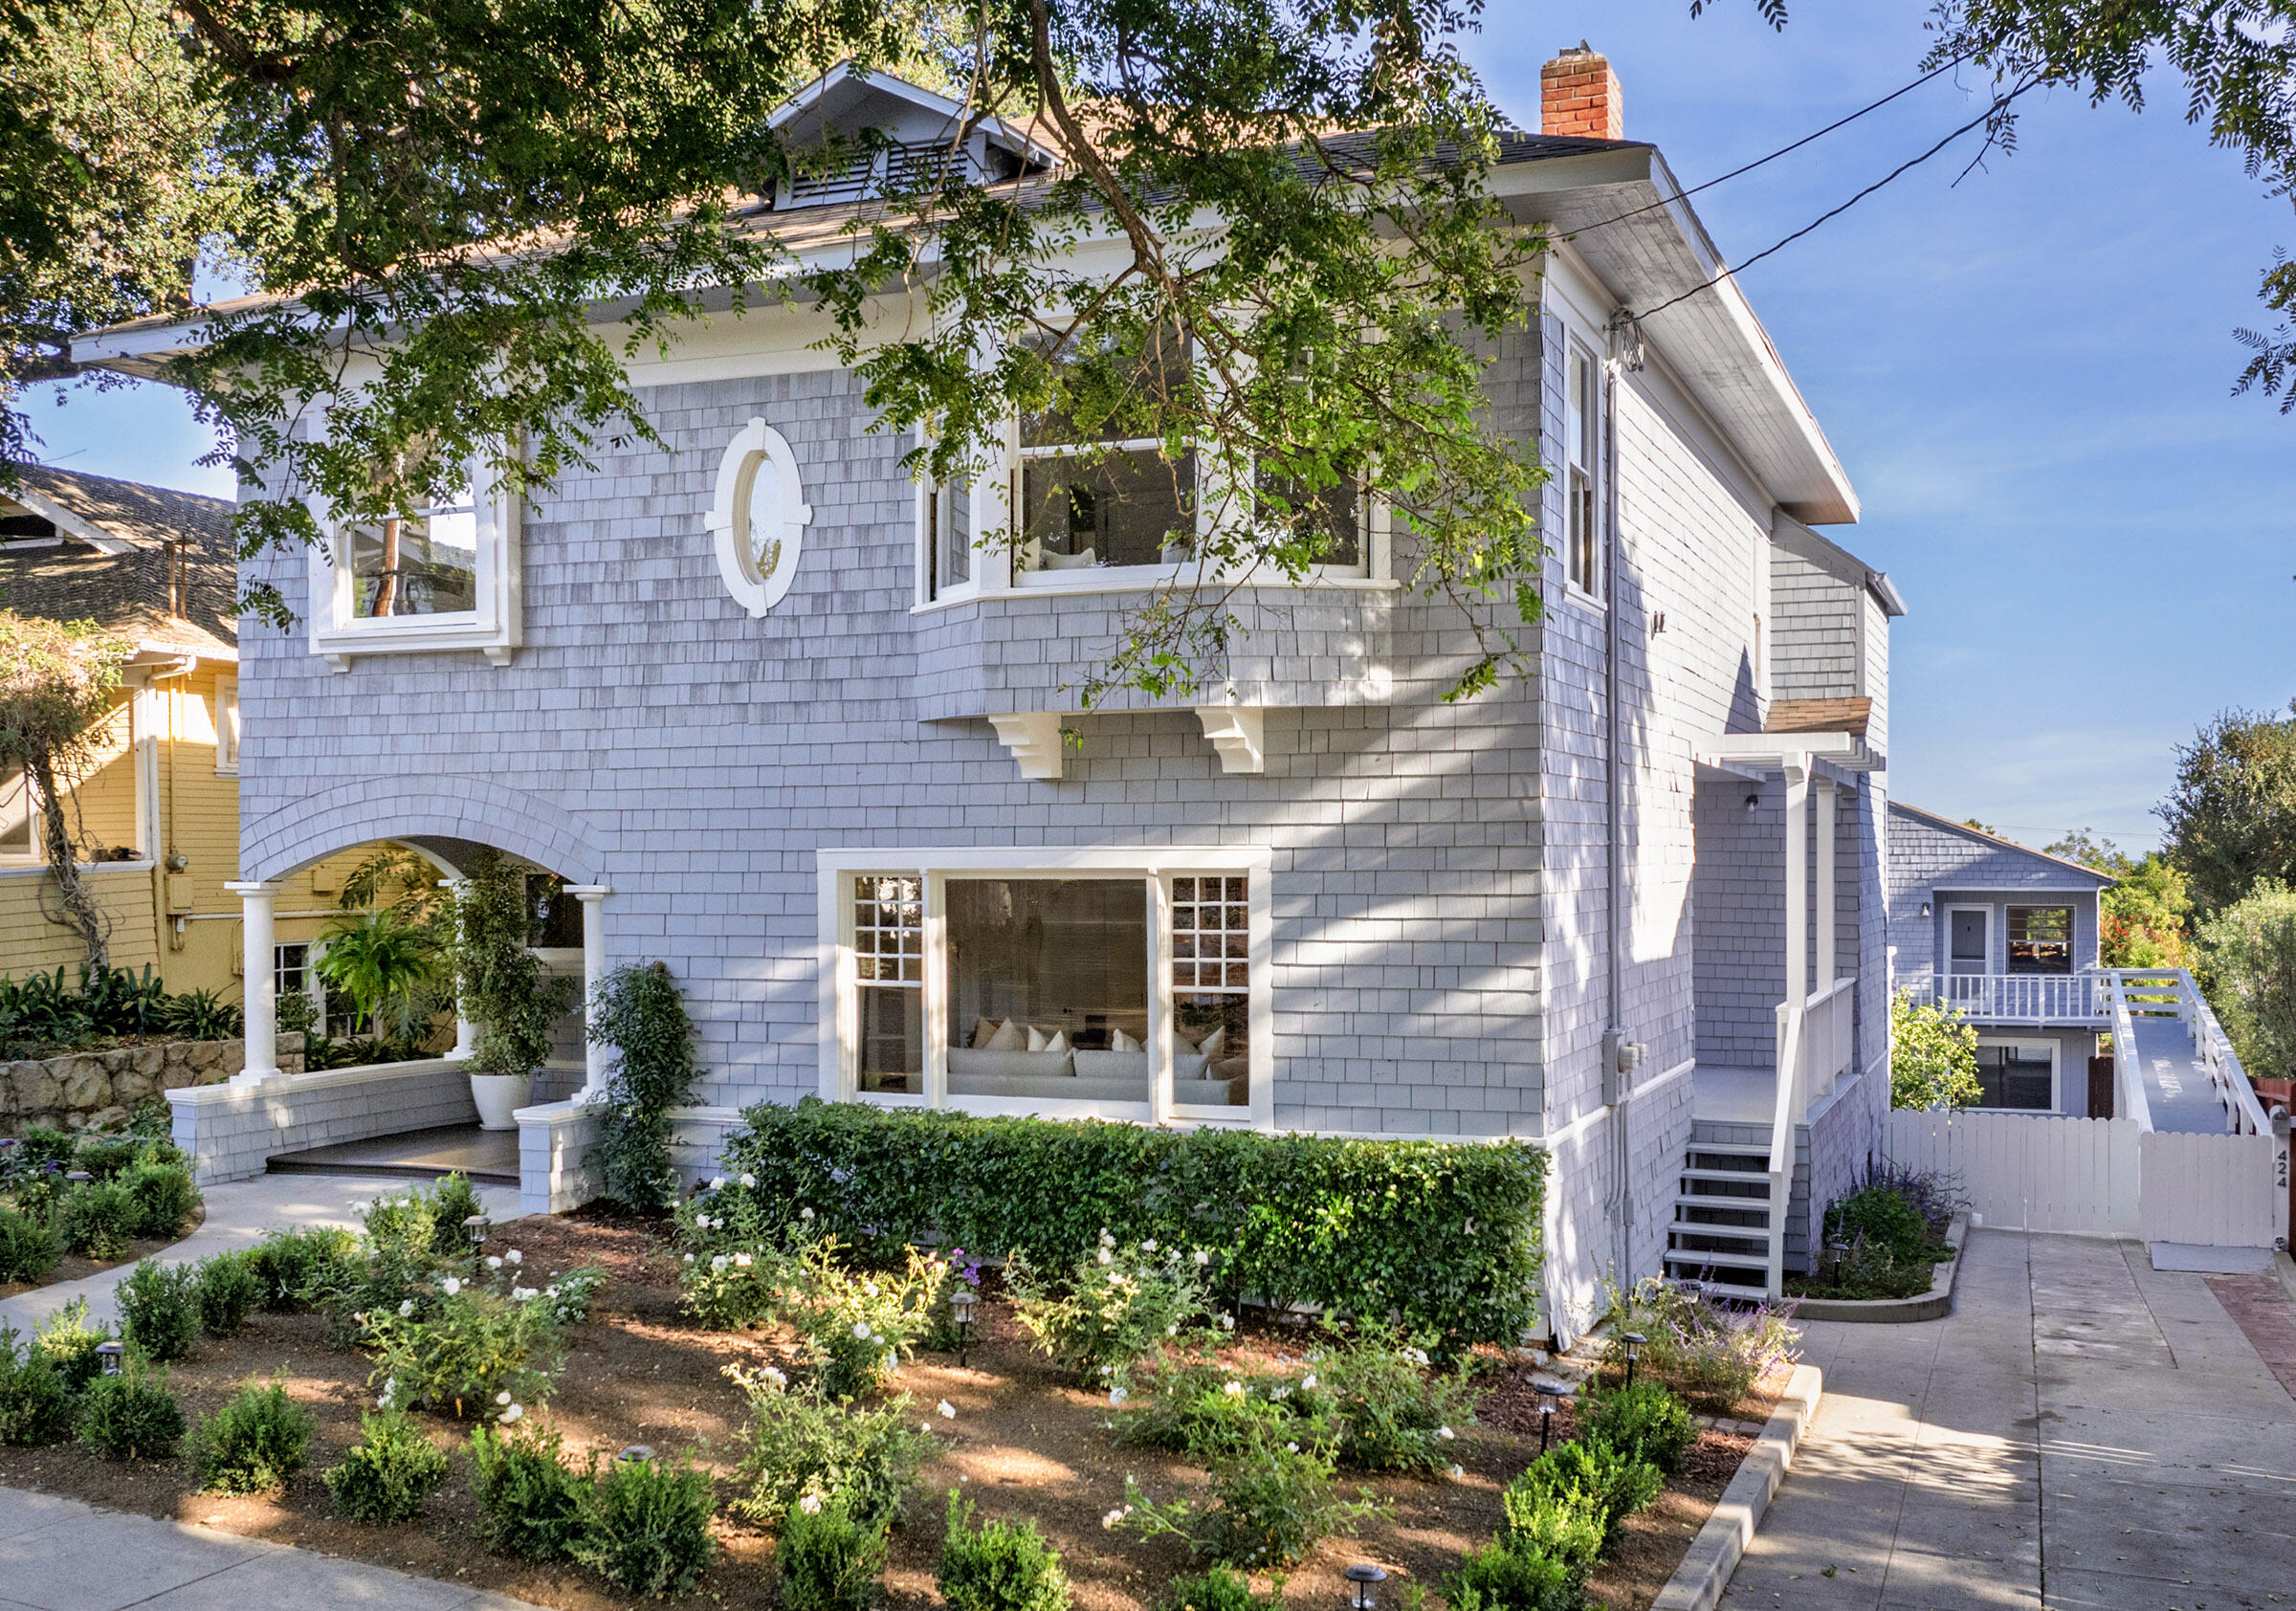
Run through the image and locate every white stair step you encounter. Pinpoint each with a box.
[1662,1249,1774,1273]
[1674,1197,1772,1223]
[1679,1167,1777,1186]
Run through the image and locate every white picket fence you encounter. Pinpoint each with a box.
[1883,1109,2281,1245]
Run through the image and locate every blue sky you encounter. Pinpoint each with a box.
[19,3,2292,853]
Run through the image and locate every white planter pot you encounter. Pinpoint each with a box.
[470,1072,533,1131]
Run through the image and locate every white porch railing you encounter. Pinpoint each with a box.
[2106,967,2276,1137]
[1766,974,1858,1294]
[1935,971,2105,1023]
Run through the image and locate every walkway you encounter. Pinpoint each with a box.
[0,1170,522,1335]
[267,1123,519,1185]
[1719,1229,2296,1611]
[0,1484,540,1609]
[2125,1012,2238,1136]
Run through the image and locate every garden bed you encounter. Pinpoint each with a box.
[0,1206,1784,1611]
[0,1203,206,1301]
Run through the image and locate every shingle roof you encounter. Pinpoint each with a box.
[0,466,239,657]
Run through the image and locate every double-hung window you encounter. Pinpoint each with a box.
[308,455,521,669]
[0,767,37,863]
[820,848,1269,1124]
[2006,907,2073,975]
[1564,339,1602,599]
[1014,350,1197,580]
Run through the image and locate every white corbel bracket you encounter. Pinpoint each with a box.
[988,713,1066,781]
[1194,705,1265,774]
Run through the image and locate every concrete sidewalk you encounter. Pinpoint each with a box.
[0,1171,523,1336]
[1719,1228,2296,1611]
[0,1484,541,1609]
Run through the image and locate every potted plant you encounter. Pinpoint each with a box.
[451,850,580,1129]
[313,907,438,1052]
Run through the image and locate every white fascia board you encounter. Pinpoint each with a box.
[2,484,138,553]
[1772,514,1907,618]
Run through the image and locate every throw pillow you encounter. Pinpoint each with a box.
[983,1019,1024,1052]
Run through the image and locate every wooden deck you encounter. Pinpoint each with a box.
[266,1123,519,1185]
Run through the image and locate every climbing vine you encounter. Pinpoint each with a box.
[586,960,702,1212]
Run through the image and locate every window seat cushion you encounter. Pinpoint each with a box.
[947,1048,1074,1080]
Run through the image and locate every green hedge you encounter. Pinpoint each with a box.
[721,1099,1546,1348]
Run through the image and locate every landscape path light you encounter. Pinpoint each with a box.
[619,1444,655,1464]
[1344,1563,1387,1611]
[1533,1377,1568,1454]
[464,1212,491,1250]
[96,1340,124,1377]
[1622,1331,1646,1390]
[949,1288,977,1368]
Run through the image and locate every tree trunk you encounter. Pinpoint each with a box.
[28,754,108,969]
[372,515,402,617]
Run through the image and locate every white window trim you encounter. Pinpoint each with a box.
[1561,333,1603,607]
[306,459,522,672]
[815,846,1273,1129]
[1971,1036,2060,1114]
[1944,903,1992,975]
[212,675,240,776]
[0,766,38,865]
[707,417,812,616]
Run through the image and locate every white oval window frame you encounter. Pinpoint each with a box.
[705,418,813,616]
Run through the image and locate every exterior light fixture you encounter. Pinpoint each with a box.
[464,1212,491,1249]
[96,1340,125,1377]
[1622,1332,1647,1390]
[1745,793,1760,816]
[1533,1377,1567,1454]
[1920,901,1932,920]
[1344,1563,1388,1611]
[1825,1240,1850,1284]
[619,1444,656,1464]
[949,1288,977,1368]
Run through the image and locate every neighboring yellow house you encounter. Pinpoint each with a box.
[0,466,362,1004]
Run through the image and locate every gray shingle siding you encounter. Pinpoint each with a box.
[1884,804,2110,998]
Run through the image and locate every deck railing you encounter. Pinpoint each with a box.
[1766,975,1859,1295]
[1936,971,2104,1023]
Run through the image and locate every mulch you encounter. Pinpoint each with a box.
[0,1212,1777,1611]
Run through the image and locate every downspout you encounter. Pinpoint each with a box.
[1603,319,1633,1285]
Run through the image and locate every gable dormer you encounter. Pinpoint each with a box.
[766,63,1059,210]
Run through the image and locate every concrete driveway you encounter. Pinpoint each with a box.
[1720,1228,2296,1611]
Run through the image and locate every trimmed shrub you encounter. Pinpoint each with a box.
[190,1380,315,1493]
[18,1126,76,1170]
[1006,1239,1211,1386]
[248,1226,358,1312]
[937,1491,1071,1611]
[32,1298,113,1393]
[570,1450,718,1598]
[0,1204,65,1284]
[1576,1381,1698,1475]
[0,1325,76,1445]
[777,1493,891,1611]
[196,1250,264,1337]
[1497,1486,1604,1580]
[77,1362,185,1460]
[1444,1541,1579,1611]
[1303,1325,1481,1473]
[1505,1440,1662,1553]
[121,1160,199,1241]
[117,1258,201,1361]
[73,1135,141,1180]
[726,1099,1547,1348]
[64,1181,140,1260]
[471,1420,587,1560]
[364,1286,562,1418]
[1195,1431,1372,1569]
[324,1409,452,1523]
[1115,1357,1299,1464]
[728,1367,931,1530]
[1159,1570,1274,1611]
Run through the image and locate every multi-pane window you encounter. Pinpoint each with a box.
[922,476,970,600]
[1564,340,1601,597]
[347,487,479,618]
[855,876,924,1092]
[1172,875,1248,1109]
[2006,907,2073,975]
[1975,1043,2054,1110]
[1016,339,1195,573]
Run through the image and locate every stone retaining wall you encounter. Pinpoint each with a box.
[2,1034,307,1134]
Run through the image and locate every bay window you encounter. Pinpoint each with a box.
[819,848,1269,1123]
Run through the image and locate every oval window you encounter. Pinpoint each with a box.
[707,419,812,617]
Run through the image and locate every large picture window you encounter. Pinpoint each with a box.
[820,849,1269,1122]
[2006,907,2073,975]
[1974,1042,2055,1111]
[346,488,479,619]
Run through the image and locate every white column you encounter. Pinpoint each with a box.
[227,880,282,1085]
[1782,763,1808,1008]
[565,885,611,1098]
[439,878,475,1059]
[1815,778,1838,994]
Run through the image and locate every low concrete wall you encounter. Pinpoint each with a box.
[166,1058,480,1185]
[4,1033,306,1134]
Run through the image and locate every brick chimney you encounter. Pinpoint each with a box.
[1541,43,1623,141]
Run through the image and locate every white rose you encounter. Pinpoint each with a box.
[735,1252,753,1269]
[487,1255,503,1269]
[501,1403,524,1423]
[740,1173,757,1188]
[853,1322,872,1340]
[1096,1248,1114,1266]
[800,1206,815,1221]
[938,1400,957,1419]
[441,1277,462,1296]
[1224,1380,1247,1398]
[799,1493,822,1514]
[712,1255,729,1272]
[1109,1386,1128,1405]
[397,1299,414,1317]
[710,1176,726,1191]
[497,1390,513,1405]
[1193,1249,1210,1267]
[684,1253,695,1265]
[506,1249,522,1265]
